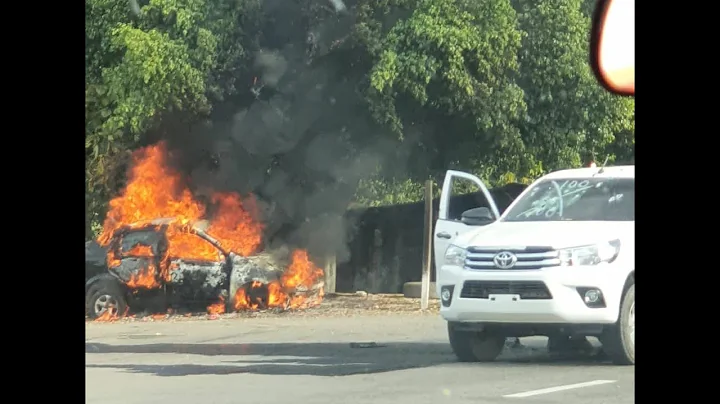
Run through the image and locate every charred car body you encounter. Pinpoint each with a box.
[85,218,282,319]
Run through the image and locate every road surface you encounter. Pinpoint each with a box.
[86,314,634,404]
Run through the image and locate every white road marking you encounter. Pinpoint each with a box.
[503,380,617,398]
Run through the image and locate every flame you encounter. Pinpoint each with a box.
[234,281,265,311]
[98,143,264,262]
[98,142,264,283]
[234,250,325,311]
[95,310,116,322]
[123,244,164,289]
[207,296,226,315]
[96,142,324,313]
[267,282,286,307]
[98,143,205,245]
[93,306,129,322]
[207,193,263,257]
[165,226,221,262]
[281,250,325,291]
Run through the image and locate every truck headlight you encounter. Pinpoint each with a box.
[444,245,467,267]
[559,239,621,266]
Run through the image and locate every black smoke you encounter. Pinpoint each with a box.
[158,0,396,263]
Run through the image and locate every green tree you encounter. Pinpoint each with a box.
[346,0,633,207]
[514,0,635,170]
[85,0,262,236]
[352,0,531,184]
[84,0,636,222]
[353,175,430,207]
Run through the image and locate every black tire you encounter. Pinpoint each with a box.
[600,283,635,365]
[447,322,505,362]
[86,276,128,320]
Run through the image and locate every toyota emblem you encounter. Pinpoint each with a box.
[493,251,518,269]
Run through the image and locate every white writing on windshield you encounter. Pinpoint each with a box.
[517,180,598,218]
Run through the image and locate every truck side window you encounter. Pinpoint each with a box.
[448,178,487,221]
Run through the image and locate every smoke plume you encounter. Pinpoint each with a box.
[159,0,396,264]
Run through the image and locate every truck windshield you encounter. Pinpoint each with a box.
[502,177,634,222]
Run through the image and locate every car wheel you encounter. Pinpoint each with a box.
[447,322,505,362]
[600,283,635,365]
[86,277,128,320]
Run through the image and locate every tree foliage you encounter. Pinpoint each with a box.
[351,0,530,183]
[85,0,261,236]
[349,0,633,205]
[514,0,635,170]
[85,0,635,230]
[367,0,525,136]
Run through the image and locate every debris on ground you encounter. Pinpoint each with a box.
[86,293,440,323]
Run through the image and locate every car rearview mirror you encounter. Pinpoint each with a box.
[461,207,494,226]
[590,0,634,96]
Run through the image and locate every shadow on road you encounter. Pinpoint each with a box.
[85,341,612,377]
[85,341,456,376]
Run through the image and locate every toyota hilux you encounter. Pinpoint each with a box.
[434,166,634,365]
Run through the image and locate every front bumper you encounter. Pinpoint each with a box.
[437,264,627,324]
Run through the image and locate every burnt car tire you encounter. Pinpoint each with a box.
[448,322,505,362]
[600,283,635,365]
[86,277,128,320]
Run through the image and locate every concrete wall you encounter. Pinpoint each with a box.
[336,183,527,293]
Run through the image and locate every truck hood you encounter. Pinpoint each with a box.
[454,221,631,250]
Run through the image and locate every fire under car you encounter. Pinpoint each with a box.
[84,218,285,319]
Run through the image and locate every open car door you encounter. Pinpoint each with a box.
[434,170,500,275]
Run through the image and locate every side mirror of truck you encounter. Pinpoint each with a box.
[461,207,495,226]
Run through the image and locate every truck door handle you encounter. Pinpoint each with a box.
[436,232,452,239]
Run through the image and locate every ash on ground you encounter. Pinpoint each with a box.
[86,293,440,323]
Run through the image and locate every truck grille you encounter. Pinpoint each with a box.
[460,280,552,300]
[465,246,560,270]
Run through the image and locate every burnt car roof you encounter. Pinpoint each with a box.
[121,218,211,232]
[117,218,227,255]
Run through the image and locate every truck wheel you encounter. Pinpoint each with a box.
[86,277,128,320]
[447,322,505,362]
[600,283,635,365]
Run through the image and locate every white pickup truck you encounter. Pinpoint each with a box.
[434,166,634,365]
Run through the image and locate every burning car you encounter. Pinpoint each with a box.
[85,142,325,320]
[85,219,300,319]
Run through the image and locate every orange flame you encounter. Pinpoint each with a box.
[123,245,164,289]
[93,306,129,322]
[207,193,263,257]
[97,142,324,312]
[207,296,226,315]
[234,250,325,310]
[98,143,205,245]
[95,310,116,322]
[98,143,264,261]
[234,281,265,311]
[282,250,325,291]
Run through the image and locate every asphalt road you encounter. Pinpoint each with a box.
[86,314,634,404]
